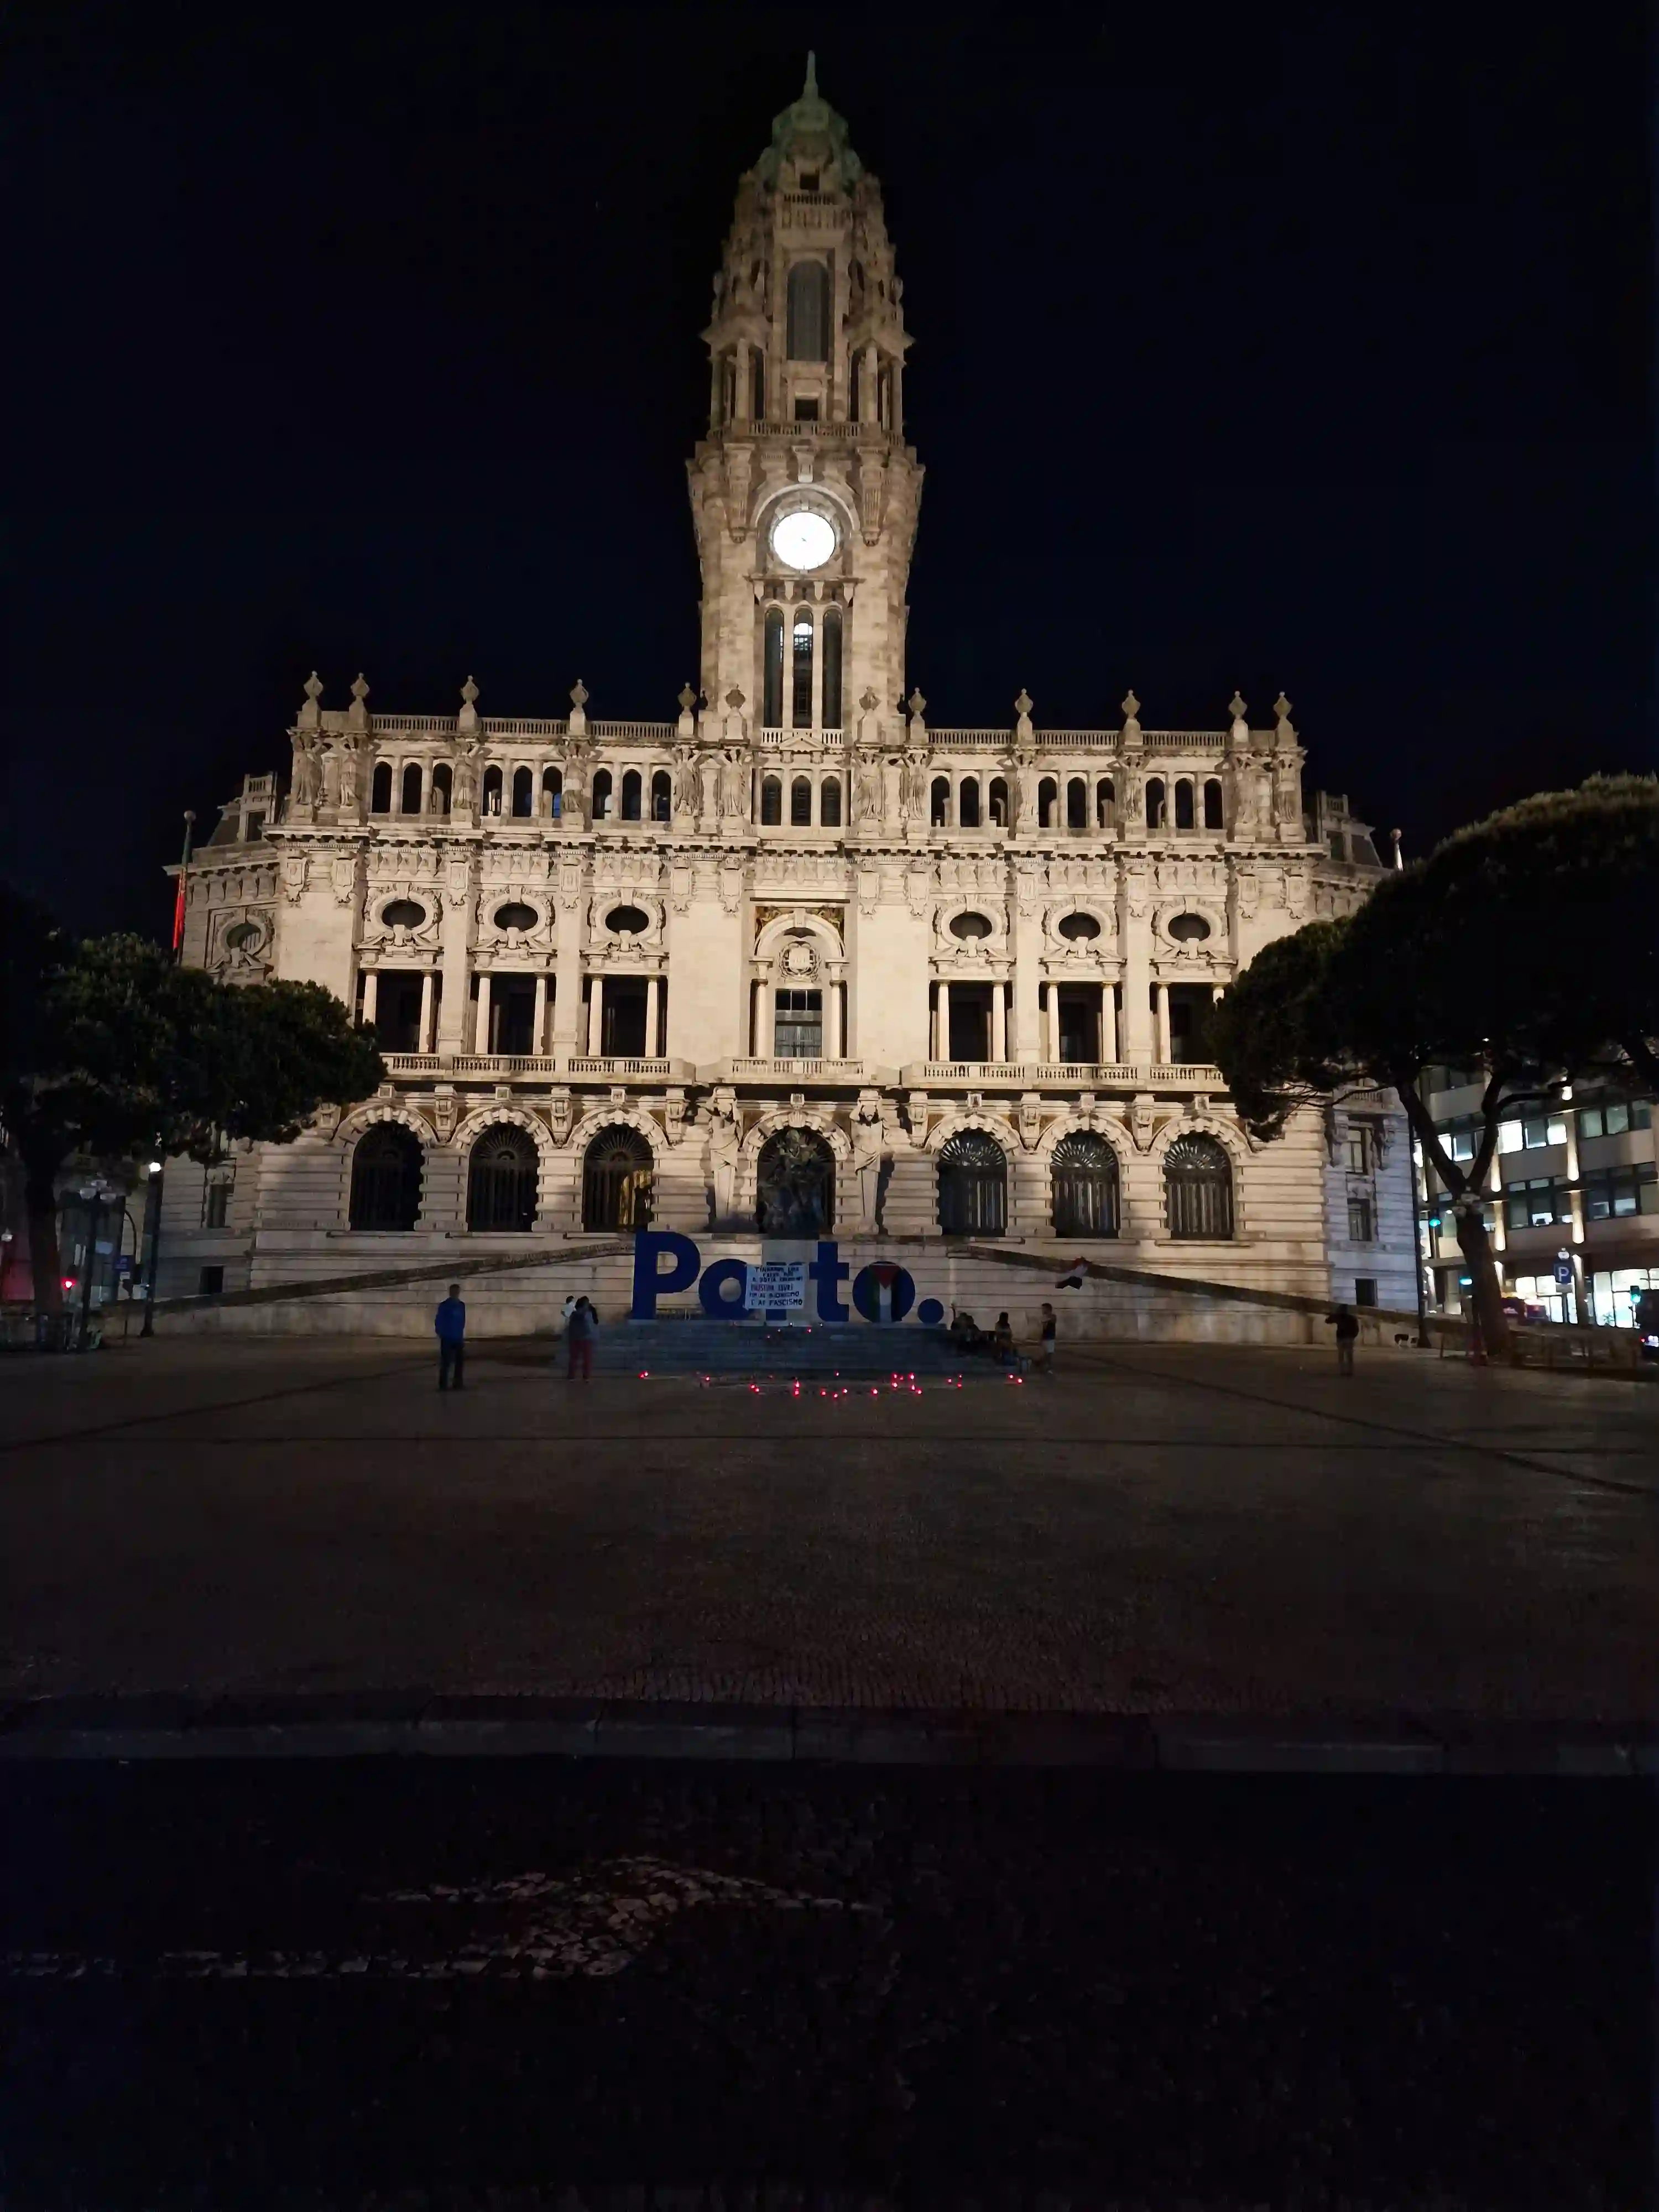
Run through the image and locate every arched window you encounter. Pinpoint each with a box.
[482,765,504,817]
[620,769,643,821]
[371,762,393,813]
[959,777,981,828]
[1175,778,1195,830]
[1051,1131,1120,1239]
[1067,777,1087,830]
[820,775,842,827]
[591,768,613,820]
[989,776,1008,827]
[430,763,452,815]
[1203,777,1224,830]
[790,775,813,825]
[541,765,562,817]
[937,1129,1008,1237]
[1145,776,1166,830]
[786,260,830,361]
[756,1127,836,1238]
[651,769,671,821]
[1039,777,1058,828]
[931,776,951,827]
[582,1125,655,1233]
[791,607,814,729]
[821,604,843,729]
[763,606,785,728]
[761,775,782,825]
[1096,776,1115,828]
[400,763,422,815]
[349,1124,422,1232]
[1164,1133,1234,1240]
[512,766,534,818]
[466,1124,539,1233]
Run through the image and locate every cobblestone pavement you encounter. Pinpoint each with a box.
[4,1760,1649,2209]
[1,1338,1656,1721]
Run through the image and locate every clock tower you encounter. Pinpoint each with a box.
[687,55,922,742]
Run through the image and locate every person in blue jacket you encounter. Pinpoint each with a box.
[435,1283,466,1391]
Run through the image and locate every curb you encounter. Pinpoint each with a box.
[0,1695,1652,1775]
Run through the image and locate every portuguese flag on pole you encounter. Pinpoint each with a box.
[171,811,196,956]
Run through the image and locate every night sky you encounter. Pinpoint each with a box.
[7,3,1652,940]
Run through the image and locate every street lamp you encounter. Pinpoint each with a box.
[138,1157,164,1338]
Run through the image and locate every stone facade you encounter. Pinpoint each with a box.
[161,62,1414,1317]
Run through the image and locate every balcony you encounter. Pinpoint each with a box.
[900,1061,1225,1089]
[379,1053,695,1081]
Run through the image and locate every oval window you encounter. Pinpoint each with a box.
[493,901,538,931]
[606,904,649,935]
[1168,912,1212,942]
[225,920,264,950]
[1057,912,1101,942]
[382,899,426,928]
[948,911,993,941]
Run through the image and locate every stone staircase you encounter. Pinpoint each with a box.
[592,1317,978,1379]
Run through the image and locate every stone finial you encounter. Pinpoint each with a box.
[804,49,818,99]
[346,673,371,732]
[1229,691,1248,722]
[1390,827,1404,871]
[298,671,323,731]
[1119,690,1142,747]
[906,686,927,727]
[567,678,589,738]
[457,675,479,733]
[1229,690,1250,748]
[1274,691,1296,743]
[676,682,697,740]
[570,678,589,708]
[1014,688,1034,719]
[723,685,747,742]
[677,682,697,713]
[1121,689,1140,721]
[859,687,879,714]
[725,685,746,712]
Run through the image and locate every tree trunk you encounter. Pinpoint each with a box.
[24,1157,64,1314]
[1452,1203,1511,1358]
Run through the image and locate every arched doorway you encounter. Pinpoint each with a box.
[755,1128,836,1238]
[1051,1131,1120,1238]
[348,1124,422,1231]
[1164,1133,1234,1239]
[582,1125,655,1232]
[466,1124,539,1232]
[937,1130,1008,1237]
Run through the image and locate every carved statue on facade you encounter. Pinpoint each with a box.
[701,1088,743,1227]
[671,748,699,817]
[901,749,929,822]
[698,750,721,816]
[718,749,749,818]
[854,751,883,822]
[850,1092,887,1232]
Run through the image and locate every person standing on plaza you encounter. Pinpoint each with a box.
[1327,1301,1359,1376]
[435,1283,466,1391]
[1037,1301,1057,1375]
[566,1295,597,1383]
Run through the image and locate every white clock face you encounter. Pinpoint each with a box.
[769,508,837,572]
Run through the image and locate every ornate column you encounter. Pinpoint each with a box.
[360,971,378,1028]
[991,980,1006,1063]
[419,972,435,1053]
[1101,983,1118,1063]
[436,853,474,1059]
[1043,983,1058,1064]
[532,973,548,1054]
[645,973,660,1058]
[935,979,950,1060]
[1155,982,1171,1065]
[475,973,493,1055]
[587,974,605,1056]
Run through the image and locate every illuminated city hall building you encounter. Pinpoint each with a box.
[164,62,1413,1327]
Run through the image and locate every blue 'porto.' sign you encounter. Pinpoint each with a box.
[630,1232,945,1327]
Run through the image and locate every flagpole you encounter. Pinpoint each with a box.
[142,810,195,1339]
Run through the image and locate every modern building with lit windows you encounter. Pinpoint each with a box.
[1420,1068,1659,1327]
[158,62,1410,1328]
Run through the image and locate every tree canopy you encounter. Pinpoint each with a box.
[1208,775,1659,1353]
[2,894,383,1308]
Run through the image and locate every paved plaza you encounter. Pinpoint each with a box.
[2,1332,1655,1728]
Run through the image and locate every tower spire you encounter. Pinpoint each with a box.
[804,49,818,98]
